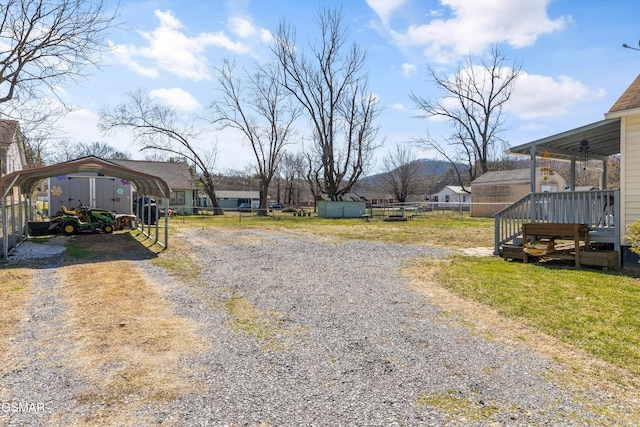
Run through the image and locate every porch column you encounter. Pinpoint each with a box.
[570,157,576,191]
[529,146,536,193]
[530,146,536,221]
[602,158,609,189]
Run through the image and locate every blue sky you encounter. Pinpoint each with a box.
[55,0,640,172]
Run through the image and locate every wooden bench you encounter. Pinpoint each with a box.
[521,223,589,267]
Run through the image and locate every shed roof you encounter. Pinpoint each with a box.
[0,156,171,199]
[471,169,531,185]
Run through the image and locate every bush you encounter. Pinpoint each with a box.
[626,219,640,255]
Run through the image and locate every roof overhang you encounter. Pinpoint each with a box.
[507,118,621,161]
[0,156,171,199]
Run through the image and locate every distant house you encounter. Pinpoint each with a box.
[347,191,395,206]
[0,120,27,178]
[208,190,260,211]
[112,159,196,214]
[429,185,471,210]
[470,168,566,218]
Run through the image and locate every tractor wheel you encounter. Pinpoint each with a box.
[103,224,114,233]
[62,221,78,236]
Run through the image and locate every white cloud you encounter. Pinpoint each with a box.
[228,15,272,43]
[111,9,250,81]
[366,0,407,25]
[508,73,603,120]
[402,62,416,77]
[389,102,406,110]
[149,87,202,112]
[390,0,569,63]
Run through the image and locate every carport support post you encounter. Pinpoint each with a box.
[2,196,7,259]
[10,192,16,251]
[163,197,169,248]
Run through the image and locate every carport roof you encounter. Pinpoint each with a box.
[0,156,171,199]
[507,118,621,161]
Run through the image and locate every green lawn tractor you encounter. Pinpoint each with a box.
[51,202,116,236]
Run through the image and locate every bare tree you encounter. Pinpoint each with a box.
[380,143,421,203]
[0,0,116,106]
[210,59,301,215]
[99,89,224,214]
[272,7,381,200]
[279,151,305,206]
[47,140,130,164]
[411,46,522,185]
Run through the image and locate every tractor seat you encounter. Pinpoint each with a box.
[61,205,77,215]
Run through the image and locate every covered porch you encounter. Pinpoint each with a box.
[495,118,622,266]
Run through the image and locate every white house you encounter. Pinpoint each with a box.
[0,120,27,178]
[429,185,471,210]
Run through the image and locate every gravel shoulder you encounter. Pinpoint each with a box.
[1,229,638,426]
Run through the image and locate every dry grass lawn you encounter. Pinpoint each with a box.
[0,268,33,375]
[53,235,207,425]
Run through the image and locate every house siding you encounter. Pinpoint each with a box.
[623,115,640,244]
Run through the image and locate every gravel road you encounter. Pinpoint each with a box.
[2,229,635,426]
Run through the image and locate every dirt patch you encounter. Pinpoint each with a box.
[404,259,640,417]
[58,258,206,425]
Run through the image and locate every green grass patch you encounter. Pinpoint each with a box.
[65,239,96,258]
[416,389,499,422]
[219,291,306,351]
[30,236,51,244]
[431,256,640,375]
[173,211,494,249]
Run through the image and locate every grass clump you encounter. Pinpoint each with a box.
[416,389,499,422]
[220,291,306,351]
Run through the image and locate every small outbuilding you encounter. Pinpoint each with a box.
[470,169,566,218]
[429,185,471,210]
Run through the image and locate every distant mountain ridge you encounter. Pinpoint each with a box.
[363,158,463,184]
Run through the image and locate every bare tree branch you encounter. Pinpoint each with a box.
[272,6,381,200]
[210,59,301,215]
[99,89,224,214]
[380,143,420,203]
[0,0,116,106]
[411,45,522,184]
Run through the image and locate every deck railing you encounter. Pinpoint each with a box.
[494,189,620,255]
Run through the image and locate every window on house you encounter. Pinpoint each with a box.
[170,191,185,205]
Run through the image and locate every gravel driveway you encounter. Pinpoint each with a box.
[2,228,634,426]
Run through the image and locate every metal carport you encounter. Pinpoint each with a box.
[0,156,172,259]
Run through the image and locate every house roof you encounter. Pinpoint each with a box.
[609,74,640,113]
[111,159,195,190]
[0,156,171,199]
[0,120,19,150]
[216,190,260,199]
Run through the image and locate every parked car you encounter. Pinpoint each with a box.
[269,202,284,209]
[237,203,253,212]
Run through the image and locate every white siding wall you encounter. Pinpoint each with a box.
[6,141,23,174]
[622,115,640,244]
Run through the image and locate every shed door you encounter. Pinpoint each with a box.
[94,177,117,211]
[65,176,91,209]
